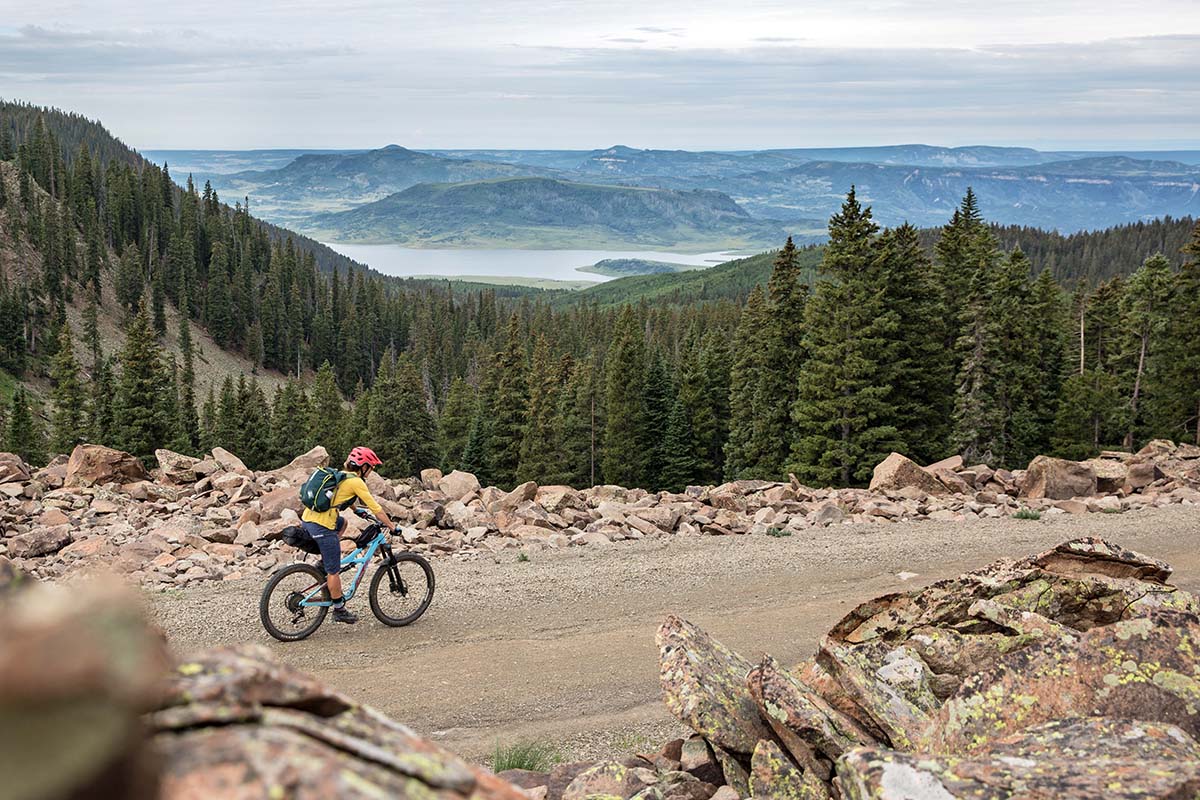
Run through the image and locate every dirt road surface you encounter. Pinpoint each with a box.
[149,506,1200,762]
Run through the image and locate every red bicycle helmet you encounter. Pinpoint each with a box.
[347,446,383,469]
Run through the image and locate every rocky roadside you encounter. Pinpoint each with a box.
[1,440,1198,590]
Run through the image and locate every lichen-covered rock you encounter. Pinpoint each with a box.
[1,579,168,800]
[838,718,1200,800]
[152,645,525,800]
[749,739,828,800]
[752,655,876,765]
[658,615,774,755]
[816,640,938,751]
[930,610,1200,753]
[561,761,655,800]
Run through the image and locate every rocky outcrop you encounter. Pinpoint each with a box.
[643,538,1200,800]
[152,645,526,800]
[64,443,148,487]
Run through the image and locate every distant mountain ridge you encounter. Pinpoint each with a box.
[169,142,1200,239]
[194,145,556,223]
[300,177,799,250]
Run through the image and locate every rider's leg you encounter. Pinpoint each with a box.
[305,519,356,623]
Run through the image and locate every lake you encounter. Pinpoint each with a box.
[321,243,740,284]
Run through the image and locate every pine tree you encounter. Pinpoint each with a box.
[640,349,672,486]
[488,314,528,488]
[113,305,171,462]
[237,378,272,469]
[369,351,439,477]
[950,229,1003,464]
[758,237,809,476]
[438,377,475,471]
[789,189,900,486]
[1027,268,1068,456]
[49,324,86,455]
[200,384,218,453]
[6,388,44,466]
[1117,253,1173,448]
[517,336,561,484]
[877,224,954,462]
[724,287,769,478]
[679,330,730,484]
[1149,223,1200,443]
[307,361,345,461]
[660,394,699,493]
[216,376,240,454]
[151,258,167,336]
[602,308,647,487]
[269,382,309,466]
[554,357,603,487]
[177,296,199,450]
[115,243,143,314]
[88,357,115,446]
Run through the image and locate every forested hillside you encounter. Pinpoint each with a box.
[301,177,791,249]
[2,101,1197,494]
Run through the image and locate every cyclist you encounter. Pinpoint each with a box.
[301,446,396,624]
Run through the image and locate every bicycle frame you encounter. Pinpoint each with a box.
[298,528,389,607]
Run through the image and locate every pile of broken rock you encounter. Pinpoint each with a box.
[1,439,1198,590]
[503,537,1200,799]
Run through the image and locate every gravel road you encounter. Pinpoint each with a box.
[147,505,1200,763]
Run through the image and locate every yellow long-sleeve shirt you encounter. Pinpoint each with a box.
[301,473,383,530]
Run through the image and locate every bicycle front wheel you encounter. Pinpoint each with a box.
[260,563,329,641]
[369,553,435,627]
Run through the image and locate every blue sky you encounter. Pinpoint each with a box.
[2,1,1198,150]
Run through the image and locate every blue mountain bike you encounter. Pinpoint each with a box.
[259,509,435,641]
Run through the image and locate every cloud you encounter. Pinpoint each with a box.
[0,25,350,79]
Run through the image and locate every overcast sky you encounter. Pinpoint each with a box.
[2,1,1198,150]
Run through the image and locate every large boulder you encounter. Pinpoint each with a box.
[1,579,168,799]
[1019,455,1097,500]
[1083,457,1128,494]
[65,444,148,488]
[152,645,525,800]
[210,447,251,477]
[868,453,946,496]
[0,452,31,483]
[438,470,481,502]
[657,615,773,755]
[7,525,73,559]
[155,449,201,484]
[263,446,331,484]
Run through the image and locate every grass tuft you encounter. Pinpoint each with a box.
[765,527,792,538]
[490,739,559,773]
[1013,508,1041,520]
[516,552,530,563]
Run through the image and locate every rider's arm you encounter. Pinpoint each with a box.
[352,477,395,531]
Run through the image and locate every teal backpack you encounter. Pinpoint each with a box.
[299,467,347,513]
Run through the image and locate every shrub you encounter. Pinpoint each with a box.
[516,552,530,563]
[1014,508,1041,520]
[765,527,792,538]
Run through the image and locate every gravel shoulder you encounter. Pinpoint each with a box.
[147,505,1200,763]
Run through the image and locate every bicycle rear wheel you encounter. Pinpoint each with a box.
[260,563,329,641]
[369,553,435,627]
